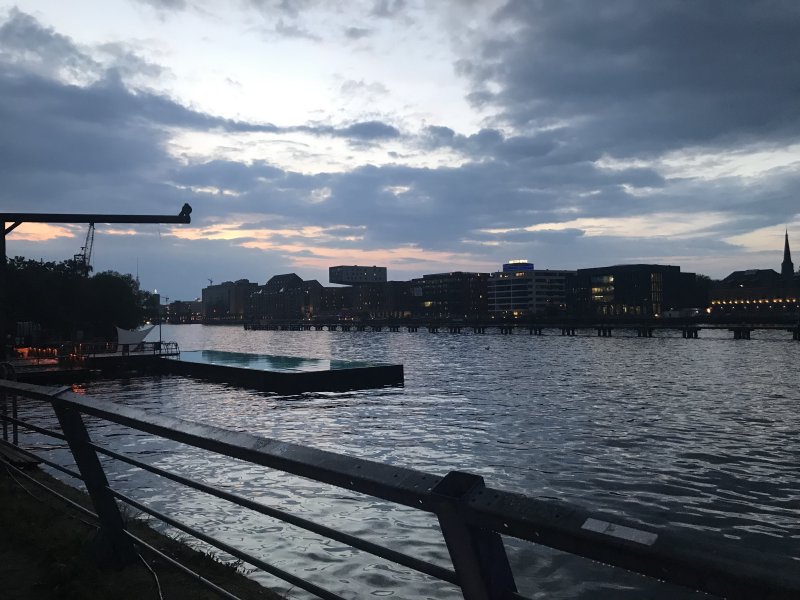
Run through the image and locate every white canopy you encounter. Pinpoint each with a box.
[115,325,156,347]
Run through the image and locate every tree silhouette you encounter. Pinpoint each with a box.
[7,257,145,343]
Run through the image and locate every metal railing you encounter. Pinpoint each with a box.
[72,340,180,358]
[1,379,797,600]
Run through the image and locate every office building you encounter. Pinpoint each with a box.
[575,265,697,317]
[411,272,489,319]
[489,261,574,317]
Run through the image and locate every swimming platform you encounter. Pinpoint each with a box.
[160,349,404,393]
[12,348,404,393]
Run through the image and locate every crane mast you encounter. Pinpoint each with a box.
[74,222,95,277]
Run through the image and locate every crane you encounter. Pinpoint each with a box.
[74,222,95,277]
[1,203,193,361]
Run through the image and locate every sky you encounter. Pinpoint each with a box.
[2,1,800,300]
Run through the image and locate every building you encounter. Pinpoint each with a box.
[318,286,354,319]
[411,272,489,319]
[249,274,322,321]
[329,265,387,286]
[318,280,413,320]
[488,261,534,317]
[710,269,800,317]
[532,269,576,315]
[710,231,800,317]
[167,299,202,323]
[488,260,575,317]
[575,264,698,317]
[781,230,795,281]
[201,280,258,320]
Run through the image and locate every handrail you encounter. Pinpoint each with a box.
[2,379,798,600]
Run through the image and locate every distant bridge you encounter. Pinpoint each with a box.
[243,320,800,340]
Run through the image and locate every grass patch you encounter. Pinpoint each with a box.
[0,464,285,600]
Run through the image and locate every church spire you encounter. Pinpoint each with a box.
[781,229,794,279]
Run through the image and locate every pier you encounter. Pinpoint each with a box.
[245,320,800,340]
[7,341,179,385]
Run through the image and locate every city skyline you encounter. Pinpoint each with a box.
[2,2,800,299]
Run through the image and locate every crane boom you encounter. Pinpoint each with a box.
[74,223,96,277]
[84,222,95,269]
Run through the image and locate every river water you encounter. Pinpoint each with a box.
[17,324,800,599]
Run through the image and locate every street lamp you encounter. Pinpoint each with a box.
[158,295,169,349]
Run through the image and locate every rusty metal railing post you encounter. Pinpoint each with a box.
[52,400,138,567]
[433,471,517,600]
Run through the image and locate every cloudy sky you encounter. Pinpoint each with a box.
[2,1,799,299]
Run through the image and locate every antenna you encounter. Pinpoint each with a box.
[208,278,213,286]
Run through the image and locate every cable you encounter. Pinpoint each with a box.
[2,461,99,529]
[139,551,165,600]
[3,463,43,502]
[2,459,165,600]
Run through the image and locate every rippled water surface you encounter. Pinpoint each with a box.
[18,324,800,599]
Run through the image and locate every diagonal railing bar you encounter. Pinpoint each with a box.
[93,443,459,585]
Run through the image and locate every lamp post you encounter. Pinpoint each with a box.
[157,296,170,350]
[155,289,161,348]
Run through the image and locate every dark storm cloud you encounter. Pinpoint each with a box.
[462,0,800,157]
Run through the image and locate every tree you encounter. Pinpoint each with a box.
[7,257,146,342]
